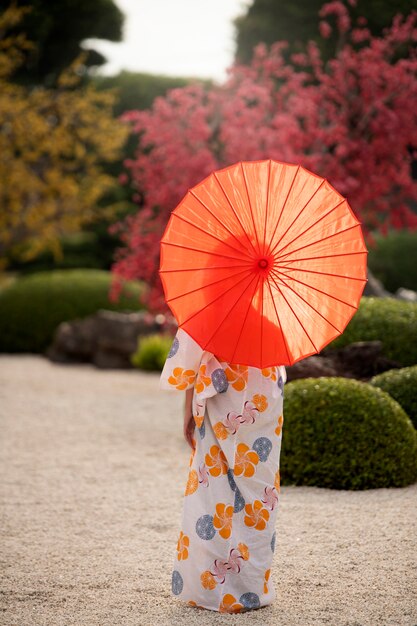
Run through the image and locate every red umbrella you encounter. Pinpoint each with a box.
[159,159,367,367]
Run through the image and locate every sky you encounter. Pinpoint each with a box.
[86,0,251,82]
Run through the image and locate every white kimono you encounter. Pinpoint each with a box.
[160,328,286,613]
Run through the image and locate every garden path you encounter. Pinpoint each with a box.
[0,356,416,626]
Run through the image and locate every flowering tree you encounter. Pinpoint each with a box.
[111,1,417,310]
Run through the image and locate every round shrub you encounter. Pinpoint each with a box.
[368,231,417,292]
[131,333,172,371]
[0,270,144,353]
[370,366,417,429]
[327,297,417,366]
[280,377,417,490]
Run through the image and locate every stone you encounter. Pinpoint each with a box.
[47,309,172,369]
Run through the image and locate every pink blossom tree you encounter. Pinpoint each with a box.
[111,1,417,310]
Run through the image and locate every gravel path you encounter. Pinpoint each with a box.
[0,355,416,626]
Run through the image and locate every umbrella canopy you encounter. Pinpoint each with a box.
[159,159,367,368]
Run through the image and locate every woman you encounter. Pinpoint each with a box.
[160,327,286,613]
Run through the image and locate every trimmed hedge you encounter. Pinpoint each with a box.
[327,297,417,366]
[131,334,172,371]
[368,231,417,292]
[0,270,144,353]
[280,377,417,490]
[370,366,417,429]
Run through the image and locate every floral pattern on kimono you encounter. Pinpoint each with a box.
[160,328,286,613]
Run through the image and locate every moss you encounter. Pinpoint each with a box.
[281,377,417,489]
[327,297,417,366]
[0,270,144,353]
[370,366,417,429]
[131,333,172,371]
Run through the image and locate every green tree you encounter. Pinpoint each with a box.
[235,0,417,63]
[0,0,124,85]
[93,70,212,116]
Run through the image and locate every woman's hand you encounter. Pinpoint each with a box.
[183,388,195,450]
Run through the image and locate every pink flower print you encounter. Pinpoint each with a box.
[261,486,279,511]
[223,411,242,434]
[198,462,209,488]
[226,548,243,574]
[240,401,259,425]
[211,559,229,584]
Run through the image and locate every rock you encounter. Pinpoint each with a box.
[363,269,392,298]
[286,341,401,382]
[324,340,400,380]
[47,309,171,368]
[286,356,339,382]
[396,287,417,302]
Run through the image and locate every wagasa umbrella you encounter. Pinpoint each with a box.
[159,159,367,368]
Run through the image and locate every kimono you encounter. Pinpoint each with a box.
[160,328,286,613]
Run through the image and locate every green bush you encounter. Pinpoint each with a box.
[131,334,172,371]
[0,269,144,353]
[280,377,417,490]
[327,297,417,366]
[368,231,417,292]
[370,366,417,429]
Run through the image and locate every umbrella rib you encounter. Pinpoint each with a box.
[278,223,361,262]
[188,189,254,256]
[160,264,251,273]
[165,268,251,304]
[171,212,249,258]
[277,250,367,264]
[269,273,319,352]
[229,274,262,364]
[179,271,256,329]
[270,269,343,334]
[265,278,292,364]
[264,164,300,257]
[272,267,357,312]
[241,162,261,254]
[200,273,259,352]
[263,159,271,256]
[268,180,326,258]
[161,240,253,264]
[213,172,259,257]
[274,265,367,282]
[270,266,344,332]
[272,198,347,259]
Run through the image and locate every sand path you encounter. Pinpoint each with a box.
[0,356,416,626]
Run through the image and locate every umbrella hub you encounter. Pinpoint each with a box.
[255,254,274,275]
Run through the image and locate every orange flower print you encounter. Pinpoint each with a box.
[213,421,229,440]
[275,414,284,436]
[274,468,280,492]
[177,531,189,560]
[185,469,198,495]
[188,448,195,467]
[219,594,243,613]
[237,542,250,561]
[264,569,271,594]
[213,503,234,539]
[225,365,248,391]
[168,367,196,390]
[201,570,217,590]
[252,393,268,412]
[262,367,277,382]
[193,413,204,429]
[234,443,259,478]
[187,600,204,608]
[244,500,270,531]
[205,445,228,477]
[195,364,211,393]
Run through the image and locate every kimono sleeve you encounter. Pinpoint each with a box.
[159,328,204,391]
